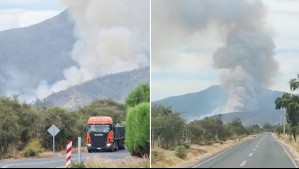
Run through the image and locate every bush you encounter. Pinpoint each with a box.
[175,145,187,159]
[275,126,283,136]
[22,139,44,157]
[71,162,86,168]
[151,150,159,163]
[125,102,150,157]
[23,148,37,157]
[182,143,190,149]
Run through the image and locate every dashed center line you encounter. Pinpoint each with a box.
[253,148,256,151]
[248,153,253,157]
[240,160,247,167]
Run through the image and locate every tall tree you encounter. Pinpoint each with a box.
[275,74,299,141]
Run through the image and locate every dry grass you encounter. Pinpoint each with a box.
[151,135,256,168]
[84,156,150,168]
[60,147,87,155]
[36,152,57,158]
[273,134,299,164]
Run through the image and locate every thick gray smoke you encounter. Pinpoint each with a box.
[37,0,149,99]
[153,0,278,112]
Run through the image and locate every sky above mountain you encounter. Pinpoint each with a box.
[152,0,299,101]
[0,0,64,31]
[0,0,149,102]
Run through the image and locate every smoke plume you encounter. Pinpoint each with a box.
[37,0,149,99]
[152,0,278,112]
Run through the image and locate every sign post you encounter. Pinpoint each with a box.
[47,124,60,153]
[78,137,81,164]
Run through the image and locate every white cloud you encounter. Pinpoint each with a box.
[263,0,299,14]
[263,0,299,93]
[270,51,299,93]
[0,9,59,31]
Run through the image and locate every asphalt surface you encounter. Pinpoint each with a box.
[192,133,298,168]
[0,149,130,168]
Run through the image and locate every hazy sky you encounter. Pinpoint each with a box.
[0,0,64,31]
[152,0,299,101]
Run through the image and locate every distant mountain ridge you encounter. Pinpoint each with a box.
[154,85,284,125]
[0,10,76,97]
[37,68,150,109]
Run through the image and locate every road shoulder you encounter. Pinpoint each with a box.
[273,134,299,168]
[152,135,259,168]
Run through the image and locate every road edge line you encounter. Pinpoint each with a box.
[1,164,13,168]
[192,134,262,168]
[276,139,298,168]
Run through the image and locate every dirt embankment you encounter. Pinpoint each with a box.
[273,134,299,165]
[152,135,256,168]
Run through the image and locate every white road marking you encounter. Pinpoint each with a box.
[240,160,247,167]
[1,164,13,168]
[0,160,65,168]
[191,141,245,168]
[248,153,253,157]
[192,134,264,168]
[256,134,265,147]
[276,138,298,168]
[253,148,256,151]
[256,145,259,148]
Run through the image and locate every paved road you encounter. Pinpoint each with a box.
[192,133,298,168]
[0,150,130,168]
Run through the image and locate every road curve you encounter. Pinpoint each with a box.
[0,149,130,168]
[192,132,297,168]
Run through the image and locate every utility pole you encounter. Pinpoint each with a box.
[283,110,286,135]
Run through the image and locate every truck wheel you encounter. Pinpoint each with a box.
[88,150,92,153]
[113,141,118,152]
[119,140,125,150]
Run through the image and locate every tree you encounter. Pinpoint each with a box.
[228,118,247,137]
[125,84,150,157]
[125,102,150,157]
[125,83,150,108]
[275,74,299,141]
[290,74,299,91]
[151,105,186,149]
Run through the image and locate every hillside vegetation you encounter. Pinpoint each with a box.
[0,96,125,159]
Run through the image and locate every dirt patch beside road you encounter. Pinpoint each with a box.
[152,135,257,168]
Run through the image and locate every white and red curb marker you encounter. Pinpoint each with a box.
[66,140,72,168]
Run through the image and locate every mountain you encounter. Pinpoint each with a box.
[0,10,76,96]
[37,68,149,109]
[153,85,284,125]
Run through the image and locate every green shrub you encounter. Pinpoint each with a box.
[182,143,190,149]
[22,139,44,157]
[125,102,150,157]
[23,148,37,157]
[175,145,187,159]
[151,150,159,163]
[71,162,86,168]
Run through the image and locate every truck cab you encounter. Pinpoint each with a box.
[86,116,125,153]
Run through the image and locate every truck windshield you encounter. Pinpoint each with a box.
[88,125,110,132]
